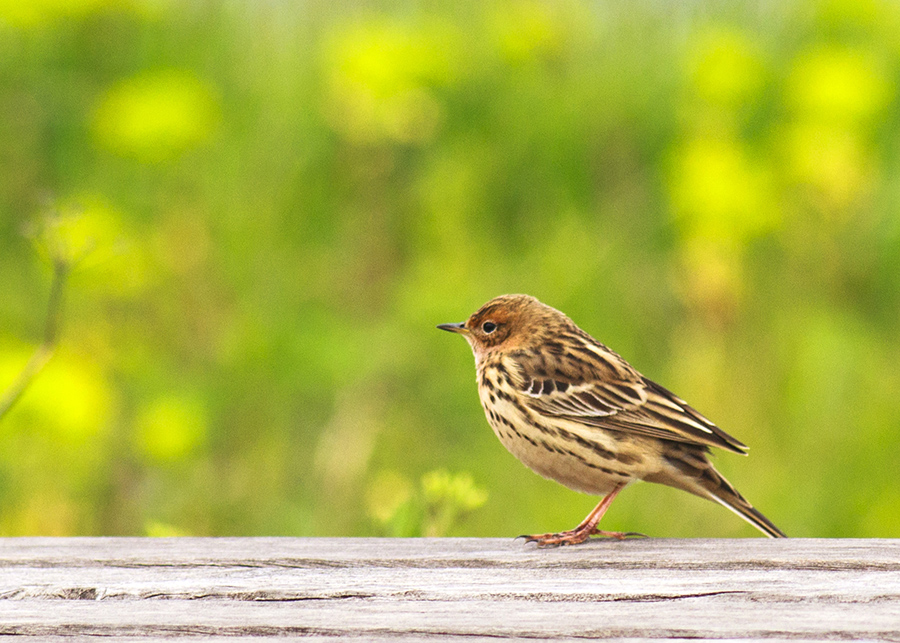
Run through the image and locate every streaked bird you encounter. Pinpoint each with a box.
[439,294,785,545]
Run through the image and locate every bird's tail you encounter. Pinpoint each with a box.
[650,447,787,538]
[701,469,786,538]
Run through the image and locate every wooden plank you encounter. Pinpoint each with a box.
[0,538,896,640]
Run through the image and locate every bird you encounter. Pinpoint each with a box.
[438,294,786,545]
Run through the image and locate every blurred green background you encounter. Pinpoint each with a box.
[1,0,899,539]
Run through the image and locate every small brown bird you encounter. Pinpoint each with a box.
[439,294,785,545]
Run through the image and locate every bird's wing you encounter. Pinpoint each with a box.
[513,341,748,454]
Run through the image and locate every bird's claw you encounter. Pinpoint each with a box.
[517,528,648,547]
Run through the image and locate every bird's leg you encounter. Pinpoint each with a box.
[521,483,635,546]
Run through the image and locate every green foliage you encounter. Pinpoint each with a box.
[1,0,900,538]
[367,469,488,537]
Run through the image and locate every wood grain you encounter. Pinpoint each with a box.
[0,538,896,640]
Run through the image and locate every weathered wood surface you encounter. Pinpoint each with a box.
[0,538,897,640]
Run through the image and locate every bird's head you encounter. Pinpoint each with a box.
[438,294,563,360]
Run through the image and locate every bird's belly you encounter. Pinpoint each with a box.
[481,398,648,496]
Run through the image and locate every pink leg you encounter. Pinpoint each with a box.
[521,483,640,547]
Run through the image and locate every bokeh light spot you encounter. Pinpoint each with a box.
[322,20,458,144]
[490,0,565,64]
[136,395,208,462]
[787,46,891,126]
[668,136,780,244]
[688,28,766,107]
[0,351,113,443]
[93,69,219,162]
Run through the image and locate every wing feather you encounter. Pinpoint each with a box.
[515,338,748,454]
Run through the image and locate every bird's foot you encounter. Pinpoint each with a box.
[518,528,593,547]
[518,528,645,547]
[598,530,648,539]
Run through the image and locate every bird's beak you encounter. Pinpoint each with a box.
[437,322,469,335]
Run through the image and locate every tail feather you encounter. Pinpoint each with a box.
[649,445,787,538]
[705,481,787,538]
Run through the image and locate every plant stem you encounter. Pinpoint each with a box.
[0,260,70,422]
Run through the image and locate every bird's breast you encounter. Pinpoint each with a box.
[475,362,648,496]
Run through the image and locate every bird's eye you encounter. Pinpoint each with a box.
[482,321,497,334]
